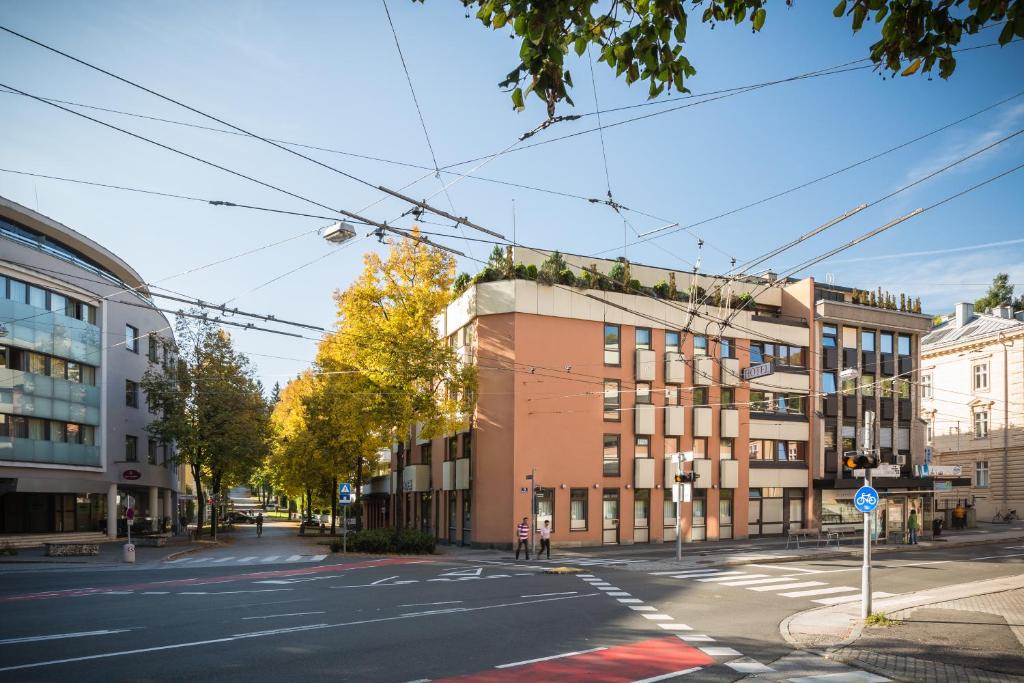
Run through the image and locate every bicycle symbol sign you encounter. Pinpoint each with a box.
[854,485,879,513]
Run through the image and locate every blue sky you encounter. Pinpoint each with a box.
[1,1,1022,387]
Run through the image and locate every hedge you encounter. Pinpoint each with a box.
[330,528,436,555]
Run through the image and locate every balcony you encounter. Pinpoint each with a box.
[635,404,655,435]
[442,461,455,491]
[0,437,101,468]
[720,459,738,489]
[455,457,470,490]
[402,464,430,492]
[636,349,656,381]
[693,357,713,386]
[693,406,712,437]
[634,458,655,489]
[665,352,685,384]
[720,358,739,386]
[721,408,739,438]
[0,299,101,366]
[0,369,100,425]
[665,405,685,436]
[693,458,712,489]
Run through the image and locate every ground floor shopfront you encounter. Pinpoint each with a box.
[0,484,178,536]
[818,484,936,543]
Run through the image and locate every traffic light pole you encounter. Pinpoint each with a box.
[675,457,682,562]
[862,467,872,619]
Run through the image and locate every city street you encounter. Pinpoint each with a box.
[1,523,1022,682]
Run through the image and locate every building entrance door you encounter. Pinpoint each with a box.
[602,489,619,544]
[447,492,457,544]
[748,488,785,536]
[886,496,907,544]
[634,490,650,543]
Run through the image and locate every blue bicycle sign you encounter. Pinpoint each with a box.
[854,485,879,513]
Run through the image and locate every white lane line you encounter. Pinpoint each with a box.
[779,586,859,598]
[370,576,398,585]
[630,606,657,612]
[607,592,631,597]
[398,601,463,607]
[618,598,642,604]
[259,556,280,563]
[285,555,303,562]
[163,558,189,564]
[241,611,325,620]
[633,666,703,682]
[494,646,607,669]
[141,592,169,595]
[657,623,692,631]
[521,592,577,598]
[309,554,327,561]
[972,552,1024,561]
[253,580,293,585]
[720,577,801,587]
[642,614,673,621]
[693,571,748,581]
[0,629,133,645]
[701,574,771,584]
[699,646,741,657]
[813,591,894,606]
[0,593,600,673]
[747,581,826,592]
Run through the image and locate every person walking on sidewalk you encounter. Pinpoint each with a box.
[907,509,920,545]
[953,503,966,530]
[515,516,530,560]
[539,519,551,559]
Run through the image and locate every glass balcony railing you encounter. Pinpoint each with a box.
[0,299,102,366]
[0,437,101,467]
[0,369,100,424]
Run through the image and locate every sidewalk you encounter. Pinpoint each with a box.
[0,535,198,569]
[782,574,1024,682]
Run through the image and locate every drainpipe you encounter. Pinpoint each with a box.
[999,332,1010,508]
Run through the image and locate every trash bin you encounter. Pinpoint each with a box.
[932,518,943,537]
[123,543,136,563]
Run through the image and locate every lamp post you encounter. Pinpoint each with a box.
[322,221,357,244]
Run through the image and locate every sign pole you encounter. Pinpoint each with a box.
[530,468,537,558]
[675,455,682,562]
[862,467,872,619]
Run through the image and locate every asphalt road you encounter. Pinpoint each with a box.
[0,535,1021,682]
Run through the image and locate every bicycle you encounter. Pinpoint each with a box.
[992,509,1018,523]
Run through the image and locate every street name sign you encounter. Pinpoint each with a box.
[872,464,901,478]
[929,464,962,478]
[853,485,879,513]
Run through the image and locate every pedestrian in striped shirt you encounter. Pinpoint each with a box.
[515,516,530,560]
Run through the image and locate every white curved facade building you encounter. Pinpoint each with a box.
[0,196,181,539]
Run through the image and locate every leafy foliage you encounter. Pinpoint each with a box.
[332,528,437,554]
[974,272,1022,312]
[436,0,1023,114]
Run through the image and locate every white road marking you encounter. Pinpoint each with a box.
[779,586,859,598]
[698,573,770,582]
[310,554,327,561]
[642,614,673,621]
[520,592,577,598]
[657,623,692,631]
[237,557,258,563]
[726,658,774,674]
[813,592,894,606]
[607,592,631,597]
[618,598,642,604]
[371,576,398,585]
[253,580,293,585]
[692,571,747,580]
[699,646,741,657]
[660,569,723,578]
[719,577,796,587]
[0,629,133,645]
[632,666,703,682]
[630,606,657,612]
[494,646,607,668]
[748,563,820,574]
[577,574,594,578]
[211,557,234,563]
[260,556,280,563]
[972,552,1024,560]
[597,587,620,591]
[748,581,826,592]
[285,555,303,562]
[0,593,600,673]
[185,589,294,596]
[241,611,325,620]
[678,634,715,642]
[141,592,169,595]
[649,569,716,576]
[398,601,462,607]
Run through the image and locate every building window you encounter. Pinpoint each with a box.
[664,385,679,405]
[880,378,893,399]
[750,342,806,368]
[147,439,158,465]
[976,461,990,488]
[125,380,139,408]
[749,439,806,462]
[898,334,911,356]
[125,435,138,462]
[462,432,473,463]
[973,363,989,391]
[635,327,652,350]
[750,391,807,415]
[603,434,620,476]
[447,437,458,461]
[148,334,159,362]
[604,324,621,366]
[860,373,875,397]
[635,382,652,404]
[28,285,46,309]
[693,437,708,459]
[570,488,588,530]
[841,375,857,396]
[635,435,651,459]
[880,332,893,355]
[421,443,432,465]
[721,388,735,408]
[973,409,989,438]
[720,438,734,459]
[822,324,838,348]
[719,489,733,527]
[693,335,708,356]
[664,436,679,457]
[897,379,911,400]
[125,325,139,353]
[692,387,709,406]
[603,380,621,421]
[535,488,554,532]
[665,331,680,353]
[926,419,934,444]
[861,330,875,353]
[922,374,933,399]
[822,372,837,395]
[720,338,734,359]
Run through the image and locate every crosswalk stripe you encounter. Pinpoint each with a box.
[700,574,769,583]
[650,569,719,576]
[747,581,826,592]
[310,554,327,561]
[643,614,673,621]
[285,555,302,562]
[813,591,894,606]
[211,557,234,563]
[260,556,280,563]
[693,571,748,581]
[630,606,657,612]
[779,586,859,598]
[237,556,258,563]
[719,577,798,587]
[657,623,693,631]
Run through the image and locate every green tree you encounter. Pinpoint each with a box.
[141,314,270,539]
[443,0,1023,115]
[975,273,1015,312]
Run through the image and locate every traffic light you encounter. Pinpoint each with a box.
[673,472,700,483]
[844,453,880,469]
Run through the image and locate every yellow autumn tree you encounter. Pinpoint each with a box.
[317,228,476,527]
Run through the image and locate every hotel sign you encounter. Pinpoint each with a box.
[741,362,775,381]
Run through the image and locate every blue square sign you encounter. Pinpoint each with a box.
[339,482,353,505]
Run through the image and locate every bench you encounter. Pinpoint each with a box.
[45,543,100,557]
[824,526,858,547]
[786,528,821,549]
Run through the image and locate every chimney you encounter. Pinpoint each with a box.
[764,271,777,283]
[994,305,1012,319]
[954,302,974,328]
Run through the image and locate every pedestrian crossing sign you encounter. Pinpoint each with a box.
[339,483,353,505]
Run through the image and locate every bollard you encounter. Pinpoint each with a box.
[123,543,136,563]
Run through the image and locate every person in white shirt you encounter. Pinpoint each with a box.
[539,519,551,559]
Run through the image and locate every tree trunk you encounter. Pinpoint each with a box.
[331,475,338,536]
[193,463,205,539]
[305,487,312,522]
[354,454,364,532]
[211,473,222,542]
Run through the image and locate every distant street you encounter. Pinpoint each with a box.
[1,523,1022,681]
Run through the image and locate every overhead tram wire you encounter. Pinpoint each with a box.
[0,24,504,241]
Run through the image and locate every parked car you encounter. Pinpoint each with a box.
[299,516,325,534]
[225,511,256,524]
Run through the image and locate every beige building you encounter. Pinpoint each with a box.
[921,302,1024,521]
